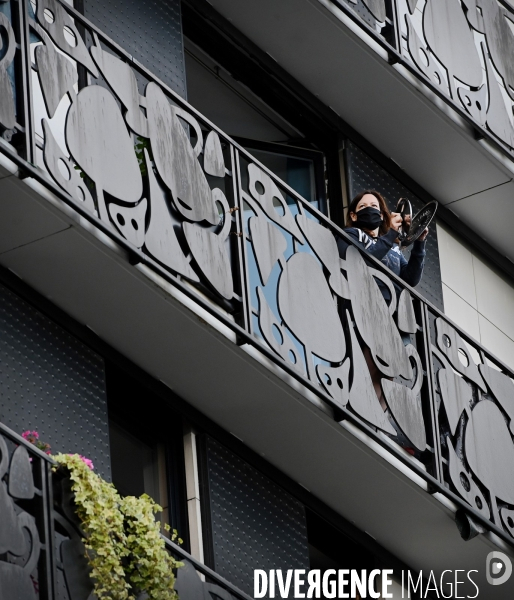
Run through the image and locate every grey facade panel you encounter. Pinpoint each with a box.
[345,141,444,311]
[0,283,111,479]
[83,0,187,98]
[204,437,310,595]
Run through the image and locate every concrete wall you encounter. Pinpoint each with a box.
[437,222,514,370]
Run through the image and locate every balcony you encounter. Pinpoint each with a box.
[0,0,513,594]
[322,0,514,165]
[0,422,254,600]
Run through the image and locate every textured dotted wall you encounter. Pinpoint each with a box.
[0,283,111,479]
[83,0,187,99]
[345,141,445,311]
[205,437,310,596]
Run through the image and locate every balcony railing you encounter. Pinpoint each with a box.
[329,0,514,164]
[0,0,513,551]
[0,421,254,600]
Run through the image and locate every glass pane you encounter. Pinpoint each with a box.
[247,148,318,208]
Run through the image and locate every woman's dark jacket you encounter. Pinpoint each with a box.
[337,227,426,300]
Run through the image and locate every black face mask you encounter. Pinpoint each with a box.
[354,206,383,231]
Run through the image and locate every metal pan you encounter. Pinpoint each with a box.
[400,200,438,247]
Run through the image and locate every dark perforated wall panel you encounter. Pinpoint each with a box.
[345,141,444,311]
[0,283,110,478]
[204,437,310,595]
[83,0,187,98]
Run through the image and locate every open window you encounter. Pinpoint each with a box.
[234,137,327,214]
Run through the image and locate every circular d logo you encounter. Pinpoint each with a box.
[486,551,513,586]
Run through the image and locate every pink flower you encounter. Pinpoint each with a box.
[80,456,94,470]
[22,430,39,443]
[68,454,94,470]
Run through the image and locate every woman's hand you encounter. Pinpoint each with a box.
[418,227,429,241]
[390,212,403,232]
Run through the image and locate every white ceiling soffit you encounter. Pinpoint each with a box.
[447,180,514,259]
[205,0,514,253]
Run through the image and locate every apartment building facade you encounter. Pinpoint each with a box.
[1,0,514,598]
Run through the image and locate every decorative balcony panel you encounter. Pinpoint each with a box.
[334,0,398,47]
[331,0,514,160]
[0,2,21,143]
[29,0,245,317]
[0,0,512,551]
[430,311,514,536]
[238,151,435,460]
[0,430,49,600]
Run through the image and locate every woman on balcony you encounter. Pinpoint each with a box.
[338,189,428,300]
[338,191,429,455]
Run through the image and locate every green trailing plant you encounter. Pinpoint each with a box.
[74,163,85,180]
[52,453,182,600]
[120,495,181,598]
[73,164,96,197]
[135,136,151,176]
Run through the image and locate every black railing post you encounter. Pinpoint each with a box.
[232,147,253,339]
[16,0,35,164]
[40,459,56,600]
[420,302,444,487]
[390,0,403,55]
